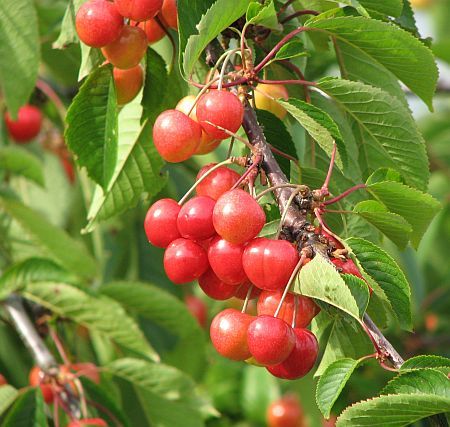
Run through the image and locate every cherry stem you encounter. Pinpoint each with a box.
[314,208,342,244]
[49,327,71,366]
[256,184,303,201]
[292,295,299,328]
[218,48,241,91]
[323,209,355,215]
[280,10,319,24]
[202,120,254,150]
[72,376,88,418]
[53,395,60,427]
[189,76,247,90]
[321,143,337,197]
[36,79,67,124]
[268,143,301,166]
[178,158,233,205]
[323,184,367,206]
[231,156,262,190]
[188,76,221,117]
[241,285,254,313]
[276,187,304,238]
[277,0,296,16]
[257,78,316,87]
[227,137,235,158]
[240,23,250,71]
[155,16,176,71]
[379,360,400,373]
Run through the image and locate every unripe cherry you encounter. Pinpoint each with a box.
[67,419,107,427]
[196,90,244,140]
[163,238,208,284]
[4,105,42,143]
[243,238,299,290]
[210,308,254,360]
[198,269,237,300]
[208,236,247,285]
[196,163,240,200]
[267,328,318,380]
[213,189,266,245]
[247,316,295,366]
[138,19,165,44]
[29,366,54,404]
[254,83,289,120]
[153,110,202,162]
[144,198,181,248]
[185,295,207,328]
[76,0,124,48]
[177,196,216,240]
[160,0,178,29]
[102,25,147,69]
[114,0,163,21]
[257,290,320,328]
[267,395,305,427]
[113,65,144,105]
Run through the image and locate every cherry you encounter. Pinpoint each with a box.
[210,308,254,360]
[29,366,54,404]
[257,290,320,328]
[0,374,7,386]
[185,295,207,328]
[67,419,107,427]
[233,281,262,300]
[114,0,163,21]
[267,328,318,380]
[113,65,144,105]
[332,258,363,279]
[243,238,299,291]
[196,163,240,200]
[76,0,124,48]
[177,196,216,240]
[68,363,100,384]
[152,110,202,162]
[138,18,165,44]
[213,189,266,245]
[208,236,247,285]
[102,25,147,69]
[4,105,42,143]
[160,0,178,29]
[144,198,181,248]
[254,83,289,120]
[267,395,304,427]
[196,90,244,140]
[247,316,295,366]
[198,269,237,300]
[163,238,208,284]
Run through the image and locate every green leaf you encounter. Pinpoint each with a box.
[23,282,159,362]
[358,0,403,16]
[317,78,429,191]
[353,200,413,249]
[0,147,44,187]
[367,181,441,247]
[53,0,84,49]
[336,394,450,427]
[0,0,40,117]
[366,168,403,185]
[341,274,369,316]
[78,44,104,81]
[65,65,118,188]
[142,49,167,121]
[278,98,346,169]
[258,219,280,239]
[0,198,97,279]
[0,385,18,417]
[307,17,438,108]
[2,388,47,427]
[246,1,280,30]
[316,358,361,418]
[182,0,251,76]
[401,356,450,371]
[274,40,307,61]
[347,237,412,330]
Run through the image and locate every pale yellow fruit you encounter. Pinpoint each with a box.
[410,0,432,8]
[254,84,289,119]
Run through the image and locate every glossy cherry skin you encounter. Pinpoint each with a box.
[0,374,7,386]
[208,236,247,285]
[234,281,262,300]
[213,189,266,245]
[196,163,240,200]
[102,25,147,69]
[185,295,207,328]
[29,366,54,403]
[257,290,320,328]
[163,238,209,284]
[67,419,107,427]
[198,269,237,300]
[247,316,295,366]
[267,328,318,380]
[114,0,163,21]
[153,110,202,162]
[267,395,304,427]
[160,0,178,29]
[113,65,143,105]
[254,83,289,120]
[210,308,254,360]
[196,90,244,140]
[243,238,299,291]
[177,196,216,240]
[144,198,181,248]
[332,258,363,279]
[139,18,165,44]
[76,0,124,48]
[4,105,42,143]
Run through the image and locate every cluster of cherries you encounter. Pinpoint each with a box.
[75,0,177,105]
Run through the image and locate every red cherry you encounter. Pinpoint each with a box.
[160,0,178,29]
[208,236,247,285]
[67,418,107,427]
[4,105,42,143]
[69,363,100,384]
[102,25,147,69]
[113,65,144,105]
[138,19,165,44]
[177,196,216,240]
[29,366,54,404]
[144,198,181,248]
[153,110,202,162]
[210,308,254,360]
[257,290,320,328]
[114,0,163,21]
[0,374,7,386]
[76,0,124,48]
[196,163,240,200]
[163,238,208,284]
[198,269,237,300]
[267,328,318,380]
[233,281,262,300]
[247,316,295,366]
[267,395,304,427]
[332,258,363,279]
[213,189,265,245]
[185,295,207,328]
[196,90,244,140]
[243,238,299,291]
